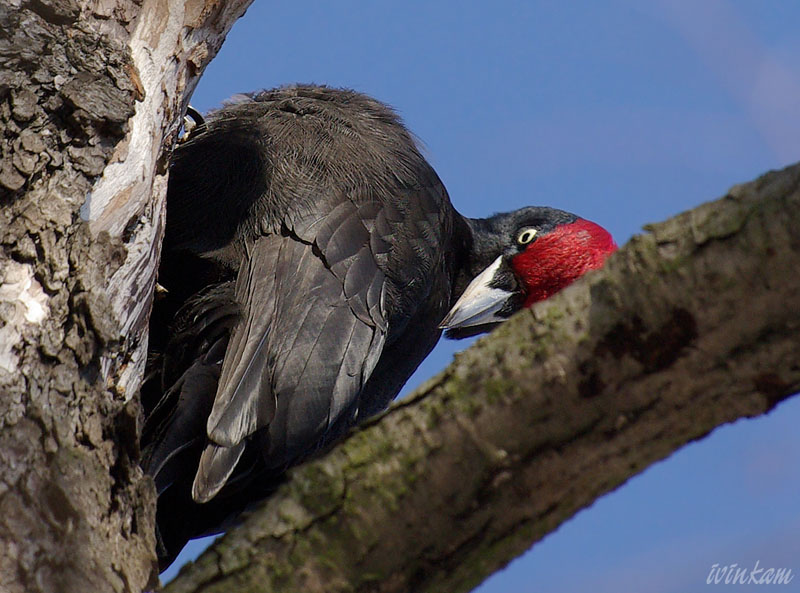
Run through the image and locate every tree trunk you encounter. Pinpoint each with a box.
[3,1,799,591]
[0,1,251,591]
[164,163,800,593]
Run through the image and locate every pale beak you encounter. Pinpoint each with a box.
[439,256,515,330]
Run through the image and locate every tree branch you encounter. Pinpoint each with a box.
[165,162,800,593]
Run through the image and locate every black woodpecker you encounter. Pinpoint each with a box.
[141,84,617,568]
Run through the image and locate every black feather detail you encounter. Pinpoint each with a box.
[143,85,462,568]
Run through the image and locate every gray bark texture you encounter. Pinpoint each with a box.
[2,0,799,590]
[163,162,800,593]
[0,1,251,591]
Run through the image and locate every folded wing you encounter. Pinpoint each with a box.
[192,198,389,502]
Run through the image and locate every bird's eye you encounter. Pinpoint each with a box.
[516,227,538,245]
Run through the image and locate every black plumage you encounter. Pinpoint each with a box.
[141,84,615,568]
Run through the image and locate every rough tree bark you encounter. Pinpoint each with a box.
[163,163,800,593]
[0,1,251,591]
[2,0,799,591]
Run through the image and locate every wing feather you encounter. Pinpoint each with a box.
[192,441,247,503]
[205,236,282,445]
[192,205,389,501]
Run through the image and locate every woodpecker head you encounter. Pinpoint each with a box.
[440,207,617,336]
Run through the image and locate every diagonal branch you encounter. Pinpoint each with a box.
[164,162,800,593]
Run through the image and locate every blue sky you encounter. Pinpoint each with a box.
[162,2,800,590]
